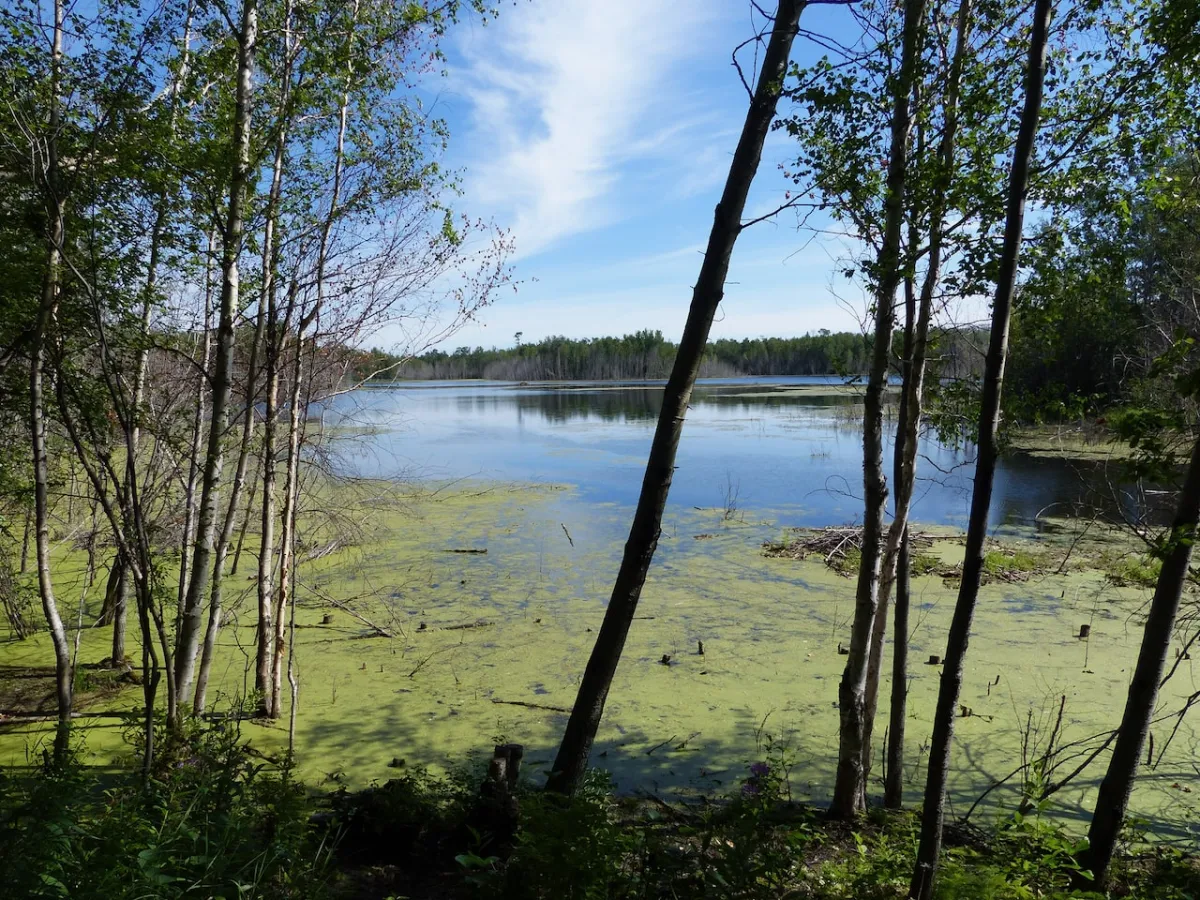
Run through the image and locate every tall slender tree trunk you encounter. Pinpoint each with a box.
[174,0,258,711]
[33,235,71,765]
[884,527,911,807]
[878,241,920,807]
[110,559,129,663]
[230,465,257,576]
[1080,434,1200,887]
[830,0,926,820]
[255,302,282,714]
[116,174,170,672]
[909,2,1051,894]
[546,0,805,795]
[861,0,974,795]
[99,556,122,626]
[271,320,304,717]
[193,307,264,714]
[251,0,295,717]
[20,509,31,574]
[179,233,215,624]
[32,0,72,765]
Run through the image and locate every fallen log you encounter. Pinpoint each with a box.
[490,699,570,713]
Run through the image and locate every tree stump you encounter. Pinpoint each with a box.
[468,743,523,853]
[322,613,334,625]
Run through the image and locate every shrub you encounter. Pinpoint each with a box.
[0,723,330,899]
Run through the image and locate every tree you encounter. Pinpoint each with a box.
[173,0,259,713]
[28,0,73,761]
[827,0,926,820]
[868,0,974,809]
[909,0,1052,893]
[546,0,808,795]
[1079,427,1200,887]
[1077,6,1200,883]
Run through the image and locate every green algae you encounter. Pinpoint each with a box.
[1,482,1198,846]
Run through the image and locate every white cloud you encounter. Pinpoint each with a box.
[452,0,722,259]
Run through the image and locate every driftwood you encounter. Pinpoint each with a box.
[442,619,494,631]
[490,698,570,713]
[764,525,935,572]
[0,710,130,721]
[414,619,493,633]
[444,548,487,554]
[301,539,346,564]
[768,525,936,566]
[300,581,395,638]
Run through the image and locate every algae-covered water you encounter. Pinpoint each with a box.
[2,379,1196,844]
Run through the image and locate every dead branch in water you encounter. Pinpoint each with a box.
[441,620,494,632]
[300,580,396,638]
[764,525,935,572]
[491,698,570,713]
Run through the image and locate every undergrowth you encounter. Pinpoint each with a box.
[0,721,331,899]
[2,730,1197,899]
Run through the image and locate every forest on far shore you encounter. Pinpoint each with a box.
[358,330,879,381]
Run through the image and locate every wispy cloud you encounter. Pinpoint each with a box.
[452,0,722,258]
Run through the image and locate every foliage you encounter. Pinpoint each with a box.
[329,761,476,864]
[1102,552,1162,588]
[0,722,331,899]
[486,770,639,899]
[4,734,1197,900]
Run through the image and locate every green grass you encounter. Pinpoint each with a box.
[1103,553,1162,588]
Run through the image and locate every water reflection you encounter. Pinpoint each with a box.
[327,378,1134,530]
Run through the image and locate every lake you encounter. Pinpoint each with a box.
[328,377,1124,530]
[295,379,1194,837]
[9,377,1190,841]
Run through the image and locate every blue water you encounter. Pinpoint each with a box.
[325,378,1115,530]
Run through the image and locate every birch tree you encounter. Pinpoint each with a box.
[173,0,259,711]
[909,1,1052,893]
[826,0,925,819]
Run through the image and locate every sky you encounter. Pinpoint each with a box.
[405,0,871,351]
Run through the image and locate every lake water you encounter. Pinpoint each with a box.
[7,378,1193,839]
[300,377,1200,838]
[327,377,1120,530]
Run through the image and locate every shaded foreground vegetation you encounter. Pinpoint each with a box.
[3,723,1197,900]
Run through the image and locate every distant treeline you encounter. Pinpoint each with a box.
[352,330,874,381]
[349,328,987,383]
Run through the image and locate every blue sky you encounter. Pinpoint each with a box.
[417,1,870,350]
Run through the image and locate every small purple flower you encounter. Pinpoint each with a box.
[742,781,761,796]
[750,761,770,778]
